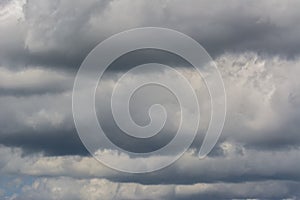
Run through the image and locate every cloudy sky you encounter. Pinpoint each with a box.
[1,0,300,199]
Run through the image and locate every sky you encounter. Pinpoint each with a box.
[1,0,300,199]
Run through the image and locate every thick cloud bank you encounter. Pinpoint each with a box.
[1,0,300,199]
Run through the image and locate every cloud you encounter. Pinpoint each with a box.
[1,144,300,185]
[0,74,86,155]
[1,144,300,199]
[2,0,300,69]
[218,52,300,150]
[0,67,73,96]
[0,52,299,159]
[1,1,300,199]
[5,177,300,200]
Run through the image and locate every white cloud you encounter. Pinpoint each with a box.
[217,53,300,148]
[8,176,300,200]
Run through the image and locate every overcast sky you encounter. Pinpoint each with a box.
[1,0,300,199]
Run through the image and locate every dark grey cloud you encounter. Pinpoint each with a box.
[0,128,87,156]
[2,0,300,70]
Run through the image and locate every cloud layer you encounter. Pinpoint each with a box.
[3,0,300,69]
[1,0,300,199]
